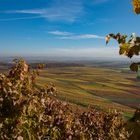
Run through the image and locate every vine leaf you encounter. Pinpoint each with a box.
[105,35,111,45]
[119,43,130,55]
[133,0,140,14]
[128,44,140,58]
[105,33,127,45]
[106,32,140,72]
[130,63,139,72]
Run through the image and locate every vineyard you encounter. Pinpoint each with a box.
[0,0,140,139]
[1,59,139,140]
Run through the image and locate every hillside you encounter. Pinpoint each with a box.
[1,59,135,140]
[37,66,140,118]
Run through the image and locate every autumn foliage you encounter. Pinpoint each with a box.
[133,0,140,14]
[105,33,140,71]
[105,0,140,72]
[0,59,131,140]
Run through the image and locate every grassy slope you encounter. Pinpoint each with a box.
[37,66,140,118]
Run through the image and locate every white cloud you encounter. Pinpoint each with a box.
[5,9,46,15]
[58,34,104,40]
[1,0,112,22]
[4,0,84,22]
[0,15,42,21]
[48,30,72,36]
[48,30,104,40]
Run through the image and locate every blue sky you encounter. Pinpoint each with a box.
[0,0,140,58]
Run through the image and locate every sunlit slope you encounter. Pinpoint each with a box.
[37,67,140,115]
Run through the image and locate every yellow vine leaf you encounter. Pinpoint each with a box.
[132,0,140,14]
[119,43,130,55]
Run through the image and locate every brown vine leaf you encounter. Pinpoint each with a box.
[130,63,139,72]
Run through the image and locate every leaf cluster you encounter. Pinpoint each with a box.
[106,1,140,72]
[106,33,140,72]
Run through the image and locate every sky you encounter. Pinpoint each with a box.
[0,0,140,58]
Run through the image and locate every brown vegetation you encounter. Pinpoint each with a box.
[0,59,132,140]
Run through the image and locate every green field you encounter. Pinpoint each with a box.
[37,66,140,117]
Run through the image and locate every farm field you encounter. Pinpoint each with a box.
[37,66,140,118]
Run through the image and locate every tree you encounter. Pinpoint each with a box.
[106,0,140,72]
